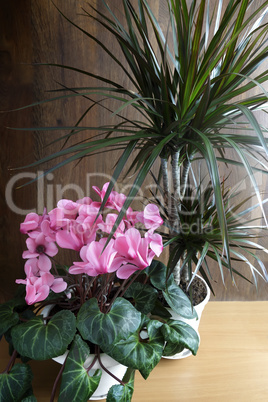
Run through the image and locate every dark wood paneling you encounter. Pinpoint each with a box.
[0,0,35,300]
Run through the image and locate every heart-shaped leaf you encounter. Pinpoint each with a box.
[107,368,135,402]
[58,335,101,402]
[11,310,76,360]
[0,302,20,337]
[145,260,168,290]
[162,319,199,356]
[124,282,158,314]
[0,363,33,402]
[77,298,141,347]
[150,299,172,319]
[106,317,165,379]
[163,282,197,319]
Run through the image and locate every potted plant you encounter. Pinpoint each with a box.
[17,0,268,297]
[2,0,268,396]
[0,183,199,401]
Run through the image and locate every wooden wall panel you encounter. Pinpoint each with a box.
[0,0,267,301]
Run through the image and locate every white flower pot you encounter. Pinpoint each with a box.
[42,305,127,400]
[163,275,210,359]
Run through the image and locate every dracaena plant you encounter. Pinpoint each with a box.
[0,183,199,402]
[17,0,268,290]
[151,174,268,294]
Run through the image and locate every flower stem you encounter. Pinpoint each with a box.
[86,354,98,373]
[2,349,17,374]
[97,347,125,386]
[50,354,67,402]
[119,270,141,299]
[105,278,128,313]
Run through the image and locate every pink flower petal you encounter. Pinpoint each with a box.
[50,278,67,293]
[116,264,139,279]
[38,254,52,272]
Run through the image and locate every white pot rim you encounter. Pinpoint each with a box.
[193,274,211,308]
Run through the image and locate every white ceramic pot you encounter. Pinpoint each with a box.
[42,305,127,400]
[163,275,210,359]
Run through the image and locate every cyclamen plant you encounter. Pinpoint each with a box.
[17,182,163,305]
[0,183,199,402]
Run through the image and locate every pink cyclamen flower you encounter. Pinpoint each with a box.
[48,208,68,230]
[125,207,139,228]
[16,271,67,305]
[20,210,50,239]
[22,233,58,271]
[145,232,163,257]
[76,203,103,226]
[114,228,156,279]
[57,199,80,220]
[110,191,127,211]
[69,238,119,276]
[97,213,125,237]
[92,182,115,208]
[20,213,40,234]
[136,204,163,231]
[76,197,93,208]
[24,258,41,276]
[56,218,97,251]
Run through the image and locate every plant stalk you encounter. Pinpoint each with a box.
[97,348,125,386]
[2,349,17,374]
[50,354,67,402]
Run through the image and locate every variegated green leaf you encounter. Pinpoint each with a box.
[162,320,199,356]
[58,335,101,402]
[105,318,165,379]
[163,282,197,319]
[0,302,20,337]
[107,368,135,402]
[124,282,158,314]
[77,298,141,347]
[11,310,76,360]
[145,260,168,290]
[0,363,33,402]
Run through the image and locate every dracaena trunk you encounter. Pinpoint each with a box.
[161,153,191,285]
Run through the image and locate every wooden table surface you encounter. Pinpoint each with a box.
[1,301,268,401]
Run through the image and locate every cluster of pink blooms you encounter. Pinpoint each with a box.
[17,183,163,305]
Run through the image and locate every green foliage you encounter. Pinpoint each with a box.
[3,1,268,400]
[0,364,33,402]
[58,335,101,402]
[104,316,165,379]
[124,282,158,314]
[0,302,20,337]
[77,298,142,347]
[162,282,197,319]
[146,260,198,319]
[155,177,268,291]
[162,320,199,356]
[11,310,76,360]
[107,368,135,402]
[1,260,199,401]
[21,397,37,402]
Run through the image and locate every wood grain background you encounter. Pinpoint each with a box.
[0,0,267,302]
